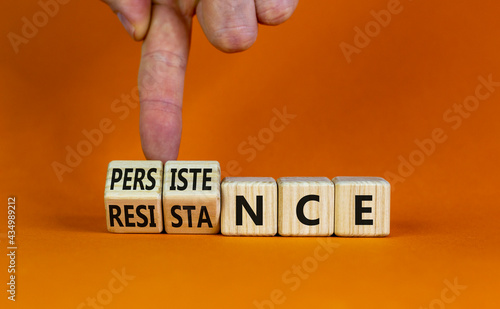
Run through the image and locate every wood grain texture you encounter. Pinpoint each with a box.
[221,177,277,236]
[278,177,334,236]
[332,177,390,237]
[163,161,221,234]
[104,160,164,233]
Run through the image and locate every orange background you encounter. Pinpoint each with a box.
[1,0,500,308]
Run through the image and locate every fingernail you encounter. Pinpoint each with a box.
[117,12,135,39]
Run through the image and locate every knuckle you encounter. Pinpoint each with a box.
[139,99,182,115]
[141,49,187,71]
[138,49,187,94]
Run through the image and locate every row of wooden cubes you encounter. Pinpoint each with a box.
[104,161,390,236]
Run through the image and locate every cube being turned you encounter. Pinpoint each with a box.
[104,160,164,233]
[221,177,277,236]
[278,177,334,236]
[163,161,221,234]
[332,177,390,237]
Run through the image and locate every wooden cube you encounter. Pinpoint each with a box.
[332,177,390,237]
[278,177,334,236]
[163,161,221,234]
[104,160,164,233]
[221,177,277,236]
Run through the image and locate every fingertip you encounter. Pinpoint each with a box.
[196,0,258,53]
[117,12,136,39]
[211,25,258,53]
[103,0,151,40]
[140,102,183,162]
[256,0,299,26]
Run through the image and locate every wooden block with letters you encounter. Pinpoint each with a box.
[278,177,334,236]
[332,177,390,237]
[104,160,164,233]
[163,161,221,234]
[221,177,277,236]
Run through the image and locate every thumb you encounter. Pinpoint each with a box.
[101,0,151,40]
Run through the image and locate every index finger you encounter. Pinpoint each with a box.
[138,3,193,162]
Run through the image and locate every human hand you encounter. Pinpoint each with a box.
[102,0,298,161]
